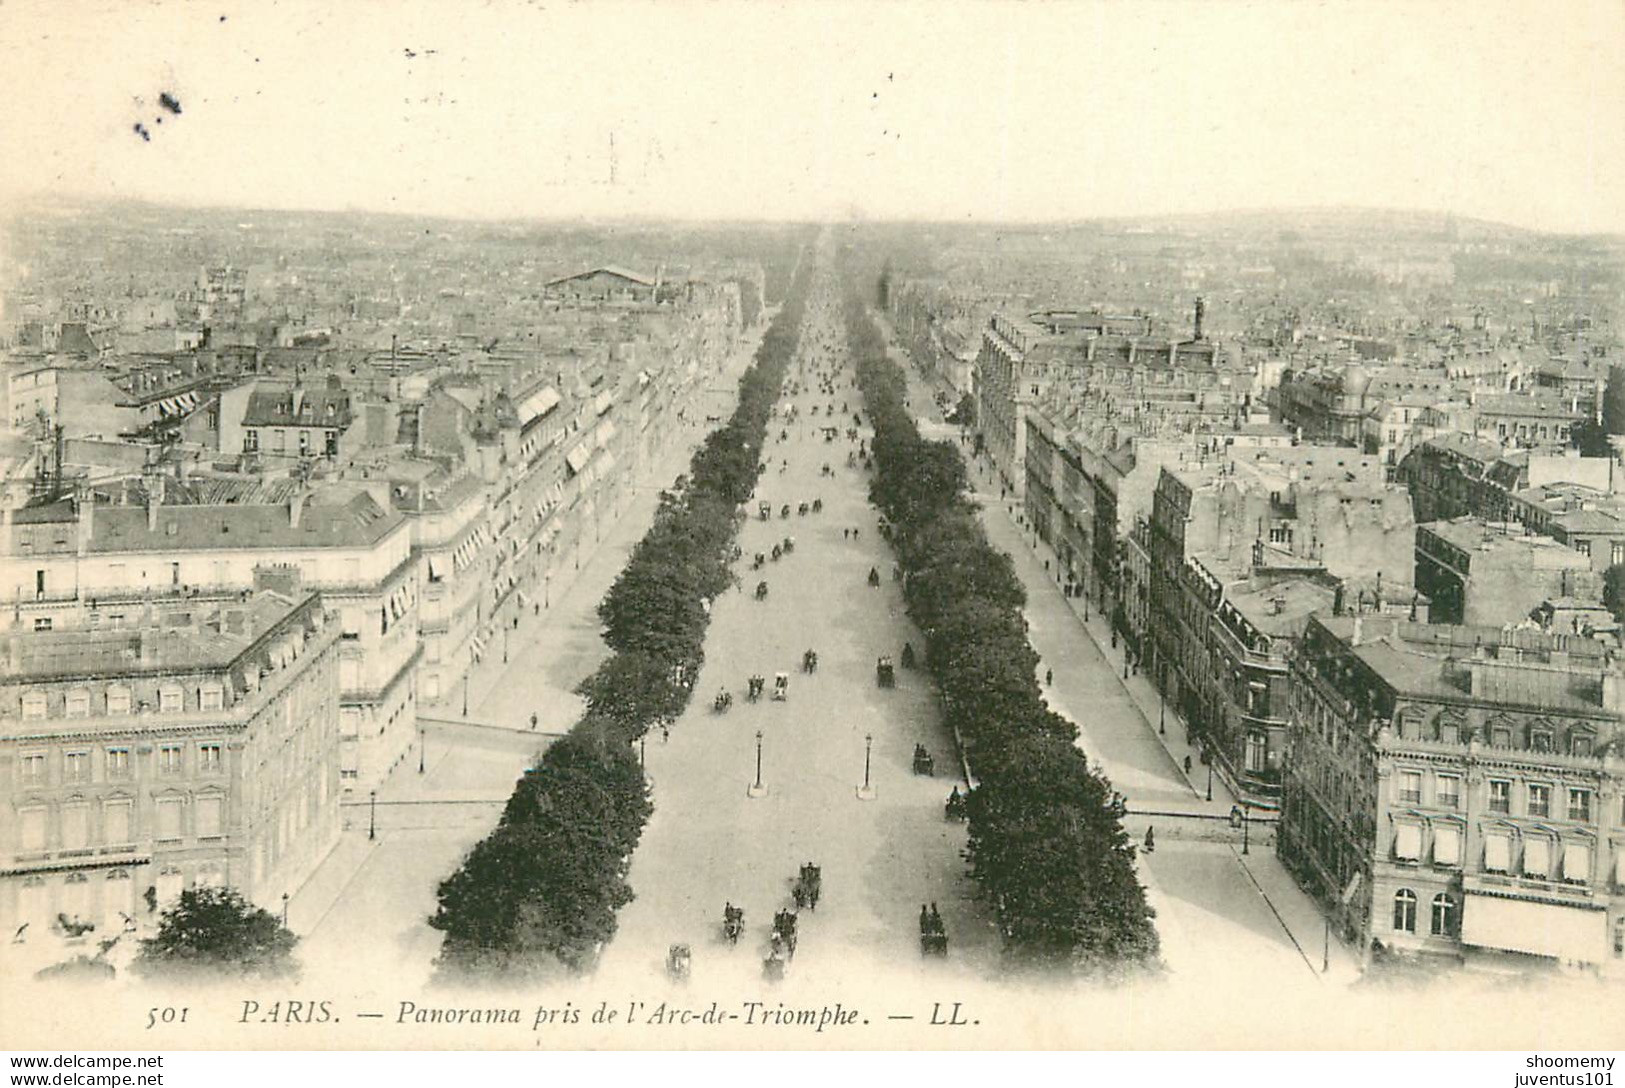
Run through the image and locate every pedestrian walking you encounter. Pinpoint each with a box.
[1183,754,1192,774]
[1045,668,1053,686]
[530,712,538,732]
[1143,827,1156,853]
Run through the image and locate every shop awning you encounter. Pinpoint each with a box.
[566,443,591,474]
[1484,833,1511,873]
[517,385,561,425]
[1524,837,1552,879]
[1394,822,1422,862]
[1433,824,1460,867]
[596,420,617,448]
[595,391,614,415]
[1461,891,1606,963]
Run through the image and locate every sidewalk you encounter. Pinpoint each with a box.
[883,328,1364,985]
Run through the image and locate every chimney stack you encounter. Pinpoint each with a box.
[1194,296,1207,342]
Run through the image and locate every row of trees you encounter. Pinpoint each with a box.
[844,284,1160,978]
[428,261,812,980]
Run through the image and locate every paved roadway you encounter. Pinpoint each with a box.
[596,285,1000,992]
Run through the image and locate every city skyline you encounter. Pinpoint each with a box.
[1,0,1621,234]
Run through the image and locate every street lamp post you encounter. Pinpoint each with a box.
[1159,683,1166,735]
[418,722,425,774]
[863,733,873,789]
[461,674,469,718]
[640,736,646,767]
[1205,755,1214,803]
[281,893,289,927]
[503,625,509,664]
[1241,802,1251,855]
[368,790,377,841]
[754,730,764,791]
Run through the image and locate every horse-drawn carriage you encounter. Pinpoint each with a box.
[762,948,787,982]
[867,567,881,588]
[782,536,794,554]
[747,675,766,702]
[792,863,822,910]
[770,544,782,561]
[772,909,799,957]
[758,501,772,521]
[755,581,769,600]
[798,501,810,516]
[900,641,916,669]
[772,672,789,701]
[753,552,766,569]
[876,655,895,688]
[945,786,968,822]
[780,504,791,519]
[722,904,745,946]
[912,744,935,776]
[666,943,692,980]
[812,498,822,513]
[713,689,733,713]
[802,648,819,674]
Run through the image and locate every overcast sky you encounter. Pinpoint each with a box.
[1,0,1620,233]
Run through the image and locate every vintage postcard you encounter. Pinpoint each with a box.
[0,0,1621,1062]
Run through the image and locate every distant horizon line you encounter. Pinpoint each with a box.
[8,191,1619,240]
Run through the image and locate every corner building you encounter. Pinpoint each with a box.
[1281,614,1625,972]
[0,589,340,961]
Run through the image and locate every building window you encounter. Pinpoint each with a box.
[1392,889,1417,933]
[1491,727,1512,748]
[1576,540,1591,558]
[158,745,183,776]
[61,803,90,850]
[1397,770,1422,805]
[106,686,132,715]
[196,794,223,838]
[1245,733,1267,772]
[1488,779,1511,813]
[199,685,223,712]
[32,617,52,632]
[21,692,47,720]
[104,799,132,844]
[1528,783,1551,818]
[1436,775,1460,809]
[155,797,183,841]
[64,688,91,717]
[64,751,89,783]
[20,752,46,785]
[1430,893,1456,937]
[199,744,222,774]
[1569,789,1592,822]
[244,428,259,452]
[19,806,48,851]
[1612,541,1625,567]
[158,686,183,713]
[1531,730,1553,753]
[1572,733,1593,757]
